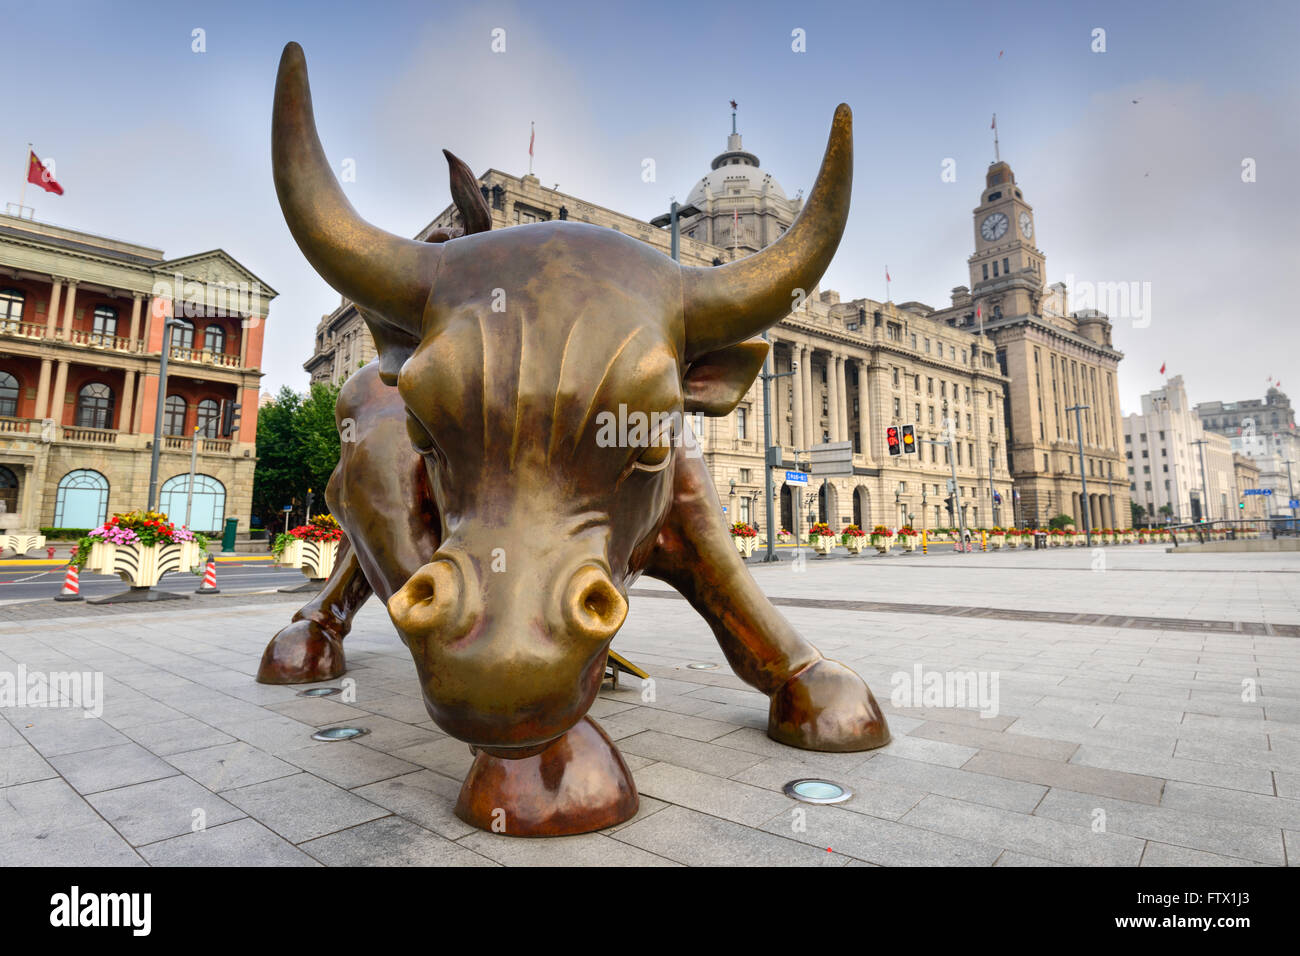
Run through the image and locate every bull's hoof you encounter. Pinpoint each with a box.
[767,658,891,752]
[454,716,638,837]
[256,618,346,684]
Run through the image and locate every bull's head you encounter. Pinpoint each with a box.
[272,42,851,755]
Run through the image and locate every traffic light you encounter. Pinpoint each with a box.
[886,426,901,456]
[901,423,917,454]
[1239,500,1246,509]
[220,400,242,438]
[945,495,955,518]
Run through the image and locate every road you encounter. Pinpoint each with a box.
[0,557,312,605]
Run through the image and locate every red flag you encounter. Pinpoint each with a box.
[27,150,63,195]
[991,115,996,130]
[1159,362,1166,375]
[885,266,891,282]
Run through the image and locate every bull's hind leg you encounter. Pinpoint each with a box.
[644,451,889,752]
[257,538,373,684]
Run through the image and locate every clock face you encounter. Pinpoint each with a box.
[1019,211,1033,238]
[980,212,1009,241]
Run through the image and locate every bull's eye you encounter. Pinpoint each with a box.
[631,419,674,473]
[405,410,436,455]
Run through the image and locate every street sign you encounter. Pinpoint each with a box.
[282,505,292,512]
[785,471,809,485]
[1244,488,1272,496]
[1290,498,1300,509]
[809,441,854,476]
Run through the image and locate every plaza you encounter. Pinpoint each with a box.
[2,544,1298,867]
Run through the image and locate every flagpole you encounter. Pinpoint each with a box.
[992,114,1000,163]
[20,143,31,210]
[528,121,534,176]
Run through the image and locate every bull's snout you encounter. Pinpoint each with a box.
[387,558,471,639]
[562,565,627,641]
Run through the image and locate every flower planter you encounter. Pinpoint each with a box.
[277,537,340,580]
[85,540,201,588]
[842,536,865,554]
[870,535,893,554]
[899,535,917,552]
[1073,534,1087,547]
[808,535,834,556]
[0,533,46,556]
[1005,535,1018,549]
[732,535,757,558]
[989,534,1005,550]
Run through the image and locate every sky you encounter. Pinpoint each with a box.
[4,0,1297,413]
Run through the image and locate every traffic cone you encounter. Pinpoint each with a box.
[195,557,221,595]
[55,564,84,602]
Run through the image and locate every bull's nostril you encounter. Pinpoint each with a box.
[388,559,463,635]
[564,566,627,641]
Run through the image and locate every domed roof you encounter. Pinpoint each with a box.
[685,131,790,208]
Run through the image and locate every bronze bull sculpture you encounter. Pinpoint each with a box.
[258,42,889,836]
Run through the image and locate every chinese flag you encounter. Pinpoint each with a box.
[1159,362,1166,375]
[27,151,63,195]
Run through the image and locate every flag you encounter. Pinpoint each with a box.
[1159,362,1166,375]
[991,114,996,130]
[885,266,891,282]
[27,150,63,195]
[528,123,534,158]
[729,99,737,110]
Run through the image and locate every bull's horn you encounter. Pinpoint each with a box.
[272,42,439,329]
[681,104,853,360]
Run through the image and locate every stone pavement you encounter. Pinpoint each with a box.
[2,545,1298,866]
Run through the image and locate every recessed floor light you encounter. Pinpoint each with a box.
[311,726,368,742]
[783,778,852,804]
[298,687,342,698]
[686,662,719,670]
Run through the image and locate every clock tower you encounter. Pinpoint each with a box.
[968,161,1045,321]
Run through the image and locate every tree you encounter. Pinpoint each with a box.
[251,383,341,533]
[1048,513,1075,531]
[1131,501,1146,526]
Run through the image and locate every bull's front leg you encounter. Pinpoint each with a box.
[644,450,889,752]
[257,536,373,684]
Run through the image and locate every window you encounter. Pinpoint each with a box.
[913,375,920,390]
[196,399,221,438]
[911,334,918,349]
[893,397,901,416]
[915,403,921,419]
[159,474,226,533]
[892,368,900,386]
[203,324,226,353]
[740,468,750,483]
[1003,258,1009,273]
[0,371,18,417]
[164,395,187,436]
[54,469,109,528]
[928,407,935,424]
[75,383,115,430]
[0,288,24,328]
[91,306,118,343]
[927,377,934,396]
[982,264,989,280]
[992,261,999,277]
[925,338,931,353]
[736,407,747,440]
[171,319,195,351]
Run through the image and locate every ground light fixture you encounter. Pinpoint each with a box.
[783,778,853,804]
[686,662,719,670]
[297,686,342,698]
[311,726,369,742]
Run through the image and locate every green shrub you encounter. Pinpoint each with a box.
[1048,514,1075,531]
[40,527,91,539]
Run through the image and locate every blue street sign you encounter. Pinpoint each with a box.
[1290,498,1300,509]
[785,471,809,484]
[282,505,292,511]
[1244,488,1272,496]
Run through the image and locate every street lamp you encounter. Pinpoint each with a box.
[650,200,701,263]
[1066,403,1091,546]
[756,337,797,562]
[147,315,189,511]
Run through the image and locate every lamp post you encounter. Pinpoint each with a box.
[1066,403,1091,546]
[757,334,797,562]
[650,200,701,263]
[1191,438,1211,524]
[147,315,188,511]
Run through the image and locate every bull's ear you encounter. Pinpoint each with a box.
[358,307,422,386]
[682,340,769,416]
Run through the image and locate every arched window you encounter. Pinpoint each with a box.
[75,382,115,430]
[0,371,18,417]
[91,305,118,343]
[171,318,195,351]
[0,465,17,514]
[196,398,220,437]
[164,395,187,436]
[159,473,226,533]
[203,324,225,353]
[54,469,109,528]
[0,288,24,329]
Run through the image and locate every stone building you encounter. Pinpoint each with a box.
[1233,452,1265,520]
[929,161,1129,530]
[1123,376,1238,524]
[303,120,1021,532]
[1196,386,1299,517]
[0,212,273,533]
